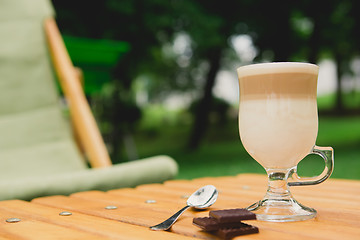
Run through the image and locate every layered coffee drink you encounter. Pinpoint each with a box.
[238,62,319,169]
[237,62,334,222]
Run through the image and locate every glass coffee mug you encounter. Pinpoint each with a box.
[237,62,334,222]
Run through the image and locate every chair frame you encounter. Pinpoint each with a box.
[44,17,112,168]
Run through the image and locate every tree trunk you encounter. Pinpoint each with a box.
[334,53,345,114]
[187,48,222,150]
[308,21,320,64]
[110,81,123,163]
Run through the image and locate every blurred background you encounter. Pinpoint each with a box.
[52,0,360,180]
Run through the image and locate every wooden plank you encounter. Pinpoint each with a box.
[0,200,196,240]
[71,190,205,218]
[173,214,360,240]
[135,179,360,212]
[168,175,360,201]
[32,196,253,239]
[167,174,360,201]
[32,195,208,227]
[109,187,197,202]
[254,218,360,240]
[314,207,360,228]
[72,190,257,219]
[0,205,109,240]
[107,186,259,214]
[136,181,264,201]
[235,174,360,195]
[110,184,257,209]
[160,175,360,211]
[173,217,320,240]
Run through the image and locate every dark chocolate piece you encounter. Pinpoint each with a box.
[217,223,259,239]
[192,217,245,231]
[193,217,219,231]
[209,208,256,223]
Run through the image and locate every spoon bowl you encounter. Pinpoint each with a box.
[187,185,218,209]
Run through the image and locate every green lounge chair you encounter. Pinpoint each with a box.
[0,0,177,201]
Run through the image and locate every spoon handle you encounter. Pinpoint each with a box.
[149,205,190,231]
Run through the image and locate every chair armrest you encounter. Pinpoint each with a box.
[44,17,112,168]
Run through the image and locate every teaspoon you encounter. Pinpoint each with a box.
[150,185,218,231]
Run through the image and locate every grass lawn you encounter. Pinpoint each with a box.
[135,115,360,180]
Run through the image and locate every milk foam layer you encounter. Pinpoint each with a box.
[237,62,318,78]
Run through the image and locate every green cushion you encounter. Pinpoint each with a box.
[0,11,58,116]
[0,0,86,173]
[0,106,74,150]
[0,139,86,180]
[0,0,54,21]
[0,155,178,201]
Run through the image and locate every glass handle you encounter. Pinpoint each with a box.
[288,145,334,186]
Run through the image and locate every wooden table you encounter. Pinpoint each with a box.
[0,173,359,239]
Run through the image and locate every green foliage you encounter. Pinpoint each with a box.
[53,0,360,158]
[317,94,336,110]
[53,0,360,101]
[189,96,231,125]
[318,92,360,111]
[138,105,183,135]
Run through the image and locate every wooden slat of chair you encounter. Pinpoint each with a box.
[44,17,112,168]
